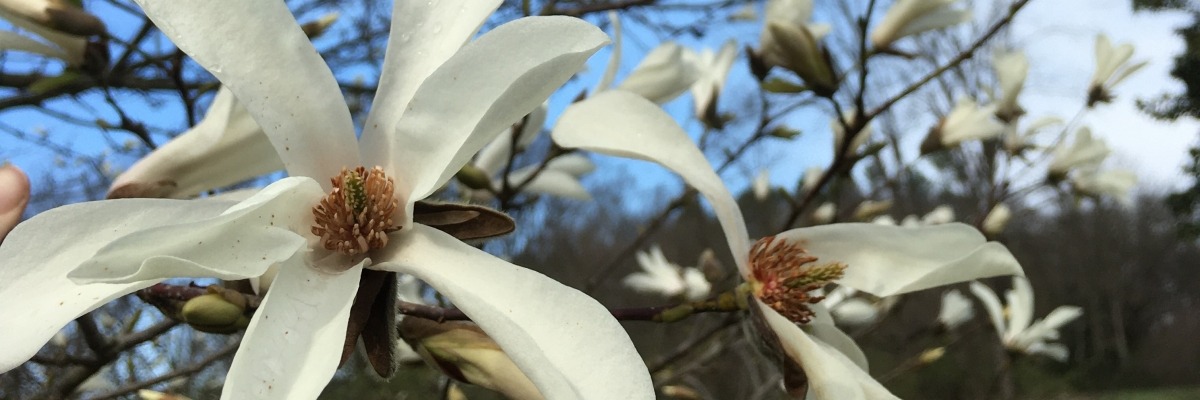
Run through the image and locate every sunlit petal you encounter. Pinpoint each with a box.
[133,0,358,181]
[374,225,653,399]
[377,16,608,203]
[553,90,750,275]
[0,198,233,371]
[222,256,363,400]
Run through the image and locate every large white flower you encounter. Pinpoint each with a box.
[969,277,1082,362]
[1048,127,1110,178]
[1070,168,1137,205]
[687,40,738,122]
[921,98,1005,153]
[1088,34,1147,106]
[0,1,653,399]
[0,0,104,65]
[552,90,1025,399]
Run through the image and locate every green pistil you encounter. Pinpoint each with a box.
[342,170,367,215]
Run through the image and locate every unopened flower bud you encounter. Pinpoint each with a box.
[400,318,543,400]
[919,347,946,365]
[180,289,249,334]
[455,164,493,191]
[301,12,339,38]
[138,390,193,400]
[852,200,892,221]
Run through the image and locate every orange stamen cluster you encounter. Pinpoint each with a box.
[749,236,847,324]
[312,166,399,255]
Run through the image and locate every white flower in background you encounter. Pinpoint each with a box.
[937,289,973,329]
[0,0,104,65]
[970,277,1082,362]
[921,205,956,225]
[623,245,711,301]
[753,169,771,201]
[982,204,1011,236]
[0,164,29,242]
[822,286,883,327]
[870,0,971,51]
[993,50,1028,121]
[852,199,892,221]
[802,166,824,193]
[0,2,652,399]
[871,215,897,226]
[1003,116,1063,156]
[1048,127,1110,179]
[731,3,758,21]
[687,40,737,123]
[1071,169,1137,205]
[832,110,872,158]
[1088,34,1147,106]
[921,98,1005,154]
[758,0,837,92]
[462,104,595,201]
[812,202,836,224]
[108,87,283,199]
[616,42,701,104]
[554,90,1025,399]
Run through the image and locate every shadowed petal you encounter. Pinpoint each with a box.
[553,90,750,275]
[968,281,1007,341]
[379,16,608,205]
[374,225,653,399]
[777,223,1024,297]
[757,301,898,400]
[0,198,234,372]
[109,87,282,199]
[70,177,323,283]
[359,0,501,156]
[133,0,358,181]
[221,256,364,400]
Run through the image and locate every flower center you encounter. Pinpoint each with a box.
[311,166,400,255]
[749,235,846,324]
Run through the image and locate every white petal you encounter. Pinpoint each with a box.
[830,298,879,327]
[510,169,592,200]
[553,90,751,276]
[968,281,1007,341]
[0,198,233,372]
[221,256,363,400]
[109,87,282,199]
[69,177,323,283]
[133,0,359,181]
[594,11,622,92]
[545,154,596,176]
[778,223,1024,297]
[616,42,700,104]
[1007,276,1035,336]
[0,6,85,64]
[359,0,501,158]
[757,301,898,400]
[374,225,653,399]
[937,289,974,329]
[380,16,609,204]
[0,30,71,61]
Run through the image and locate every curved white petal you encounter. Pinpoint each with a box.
[70,177,323,283]
[359,0,501,156]
[373,225,653,399]
[109,87,282,199]
[616,42,699,104]
[594,11,622,92]
[968,281,1007,341]
[0,6,85,64]
[506,168,591,200]
[777,223,1024,297]
[133,0,358,181]
[221,256,363,400]
[806,304,869,369]
[1007,276,1034,336]
[0,198,234,372]
[552,90,751,276]
[757,301,898,400]
[546,154,595,176]
[377,16,609,204]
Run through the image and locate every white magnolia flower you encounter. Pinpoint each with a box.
[812,202,836,224]
[0,0,103,65]
[922,98,1005,153]
[921,205,955,225]
[687,40,738,122]
[0,164,29,242]
[758,0,836,92]
[1003,116,1063,156]
[553,90,1025,399]
[870,0,971,51]
[982,204,1011,236]
[937,289,973,329]
[852,199,892,221]
[623,245,711,301]
[970,277,1082,362]
[823,287,881,327]
[1071,169,1137,205]
[616,42,701,104]
[1088,34,1147,106]
[871,215,897,226]
[993,50,1028,121]
[0,2,652,399]
[753,169,771,201]
[108,87,283,199]
[465,104,595,201]
[1048,127,1110,178]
